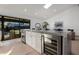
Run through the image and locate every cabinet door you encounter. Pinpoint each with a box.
[35,33,42,53]
[26,31,42,54]
[26,31,31,46]
[31,32,36,48]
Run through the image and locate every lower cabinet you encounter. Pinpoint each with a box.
[26,31,31,46]
[35,33,42,53]
[25,30,71,55]
[26,31,42,54]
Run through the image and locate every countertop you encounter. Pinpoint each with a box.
[25,29,67,36]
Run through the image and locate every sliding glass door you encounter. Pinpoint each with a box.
[0,15,30,41]
[0,21,2,41]
[4,21,21,40]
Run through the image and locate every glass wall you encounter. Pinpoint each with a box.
[4,22,21,40]
[0,15,30,41]
[19,22,30,29]
[3,21,30,40]
[0,21,2,41]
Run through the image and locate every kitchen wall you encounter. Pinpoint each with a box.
[30,18,44,29]
[44,5,79,36]
[30,5,79,40]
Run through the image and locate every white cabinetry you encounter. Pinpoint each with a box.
[25,30,71,55]
[34,32,42,53]
[26,31,31,46]
[26,31,42,54]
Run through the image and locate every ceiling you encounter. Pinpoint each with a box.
[0,4,77,20]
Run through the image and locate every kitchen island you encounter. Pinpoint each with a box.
[22,29,71,55]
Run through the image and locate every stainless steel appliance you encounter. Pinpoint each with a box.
[43,34,63,55]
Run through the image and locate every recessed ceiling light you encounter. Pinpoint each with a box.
[24,9,27,12]
[44,4,52,9]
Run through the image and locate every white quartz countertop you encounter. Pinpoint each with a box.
[25,29,67,36]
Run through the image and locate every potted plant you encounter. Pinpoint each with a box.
[42,21,49,30]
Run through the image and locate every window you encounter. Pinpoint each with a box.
[0,15,30,41]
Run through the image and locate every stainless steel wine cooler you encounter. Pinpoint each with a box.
[43,34,63,55]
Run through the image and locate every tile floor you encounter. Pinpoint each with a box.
[0,38,79,55]
[0,38,40,55]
